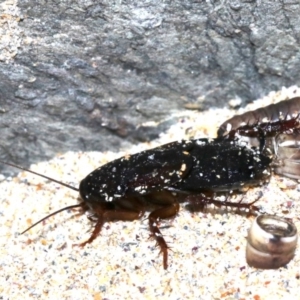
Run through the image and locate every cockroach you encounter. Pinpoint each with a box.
[2,104,300,269]
[0,136,272,269]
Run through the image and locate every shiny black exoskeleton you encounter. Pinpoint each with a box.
[73,136,273,269]
[170,138,271,193]
[80,138,271,202]
[0,135,272,270]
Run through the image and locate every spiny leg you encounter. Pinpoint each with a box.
[73,202,108,247]
[146,191,180,269]
[75,197,145,247]
[186,192,261,213]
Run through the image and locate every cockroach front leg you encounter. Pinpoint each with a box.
[75,197,145,247]
[146,191,180,269]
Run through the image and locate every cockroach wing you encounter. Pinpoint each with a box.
[126,140,194,194]
[171,138,272,192]
[79,140,193,203]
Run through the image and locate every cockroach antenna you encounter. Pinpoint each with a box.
[0,159,83,234]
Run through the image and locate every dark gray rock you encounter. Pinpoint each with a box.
[1,0,300,174]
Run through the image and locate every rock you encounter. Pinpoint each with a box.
[1,0,300,174]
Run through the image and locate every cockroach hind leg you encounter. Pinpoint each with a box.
[186,192,262,215]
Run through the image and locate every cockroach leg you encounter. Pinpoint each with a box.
[4,97,299,270]
[145,191,180,269]
[186,192,261,213]
[75,198,145,247]
[76,216,105,247]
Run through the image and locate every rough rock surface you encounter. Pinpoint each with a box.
[1,0,300,173]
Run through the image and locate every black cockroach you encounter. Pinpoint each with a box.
[2,103,299,269]
[0,137,272,269]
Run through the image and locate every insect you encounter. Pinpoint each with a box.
[0,136,272,269]
[1,98,299,269]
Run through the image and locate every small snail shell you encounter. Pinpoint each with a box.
[246,215,298,269]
